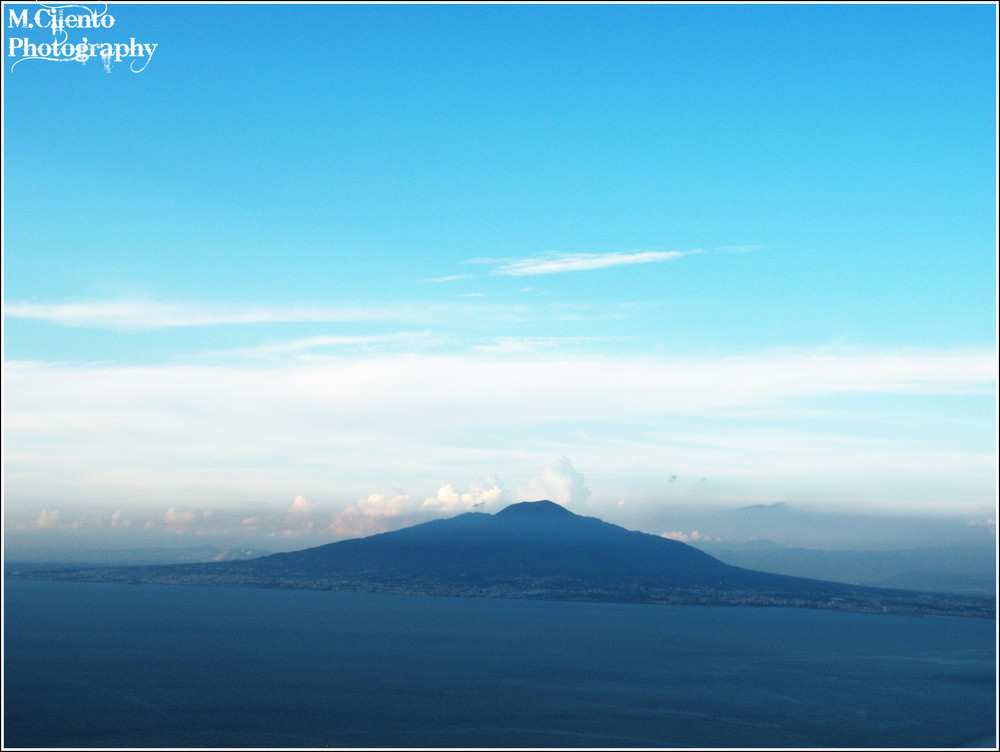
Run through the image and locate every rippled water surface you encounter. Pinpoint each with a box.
[3,579,995,748]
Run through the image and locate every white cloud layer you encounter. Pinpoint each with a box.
[2,348,995,526]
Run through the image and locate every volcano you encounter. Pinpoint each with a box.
[21,501,994,617]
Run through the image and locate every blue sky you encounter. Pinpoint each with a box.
[3,3,996,550]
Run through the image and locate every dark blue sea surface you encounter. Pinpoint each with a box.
[3,578,996,748]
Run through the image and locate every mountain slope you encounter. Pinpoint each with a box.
[258,499,744,587]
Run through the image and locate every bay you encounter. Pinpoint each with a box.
[3,579,995,748]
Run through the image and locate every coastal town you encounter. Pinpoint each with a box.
[11,564,995,619]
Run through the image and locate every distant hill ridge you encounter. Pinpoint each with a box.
[12,501,995,618]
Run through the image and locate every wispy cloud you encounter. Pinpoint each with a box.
[4,297,672,337]
[219,332,435,358]
[472,246,758,276]
[486,249,698,276]
[426,274,475,283]
[2,301,396,330]
[228,334,605,359]
[2,300,522,331]
[472,337,566,354]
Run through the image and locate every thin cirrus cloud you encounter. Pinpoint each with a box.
[220,334,601,359]
[434,247,740,280]
[2,300,403,330]
[426,274,475,283]
[218,332,438,358]
[491,250,695,276]
[478,248,724,276]
[2,300,528,331]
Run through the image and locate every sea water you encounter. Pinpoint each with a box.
[3,578,996,748]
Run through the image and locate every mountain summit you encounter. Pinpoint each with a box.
[21,500,994,617]
[495,499,576,517]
